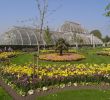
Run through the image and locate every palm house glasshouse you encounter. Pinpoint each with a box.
[0,21,103,47]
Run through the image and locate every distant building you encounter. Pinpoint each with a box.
[0,21,103,46]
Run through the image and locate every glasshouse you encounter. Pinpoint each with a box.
[0,21,110,100]
[0,21,103,46]
[1,0,110,99]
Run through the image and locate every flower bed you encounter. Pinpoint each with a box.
[103,48,110,51]
[1,63,110,96]
[40,49,77,54]
[40,50,55,54]
[39,53,85,61]
[97,48,110,56]
[0,52,21,61]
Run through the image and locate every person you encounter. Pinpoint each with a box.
[4,47,7,52]
[0,48,2,53]
[8,47,13,52]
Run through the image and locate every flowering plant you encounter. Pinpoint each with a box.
[39,53,85,61]
[1,63,110,96]
[0,52,21,61]
[97,48,110,56]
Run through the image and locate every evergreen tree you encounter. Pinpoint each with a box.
[55,38,69,56]
[103,35,110,43]
[90,30,102,39]
[44,26,52,45]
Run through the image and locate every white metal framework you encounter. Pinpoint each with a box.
[0,21,103,46]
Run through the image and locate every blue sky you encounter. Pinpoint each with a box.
[0,0,109,36]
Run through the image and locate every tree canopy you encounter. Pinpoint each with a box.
[103,35,110,43]
[104,3,110,43]
[44,26,52,45]
[105,3,110,17]
[90,30,102,39]
[55,38,69,56]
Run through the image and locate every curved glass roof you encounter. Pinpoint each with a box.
[0,27,47,45]
[0,21,103,46]
[58,21,87,34]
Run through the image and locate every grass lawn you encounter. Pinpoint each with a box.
[0,47,110,100]
[10,48,110,65]
[0,87,12,100]
[37,89,110,100]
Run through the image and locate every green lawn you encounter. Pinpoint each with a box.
[37,89,110,100]
[10,48,110,65]
[1,47,110,100]
[0,87,12,100]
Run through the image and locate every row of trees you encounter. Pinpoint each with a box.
[90,29,110,43]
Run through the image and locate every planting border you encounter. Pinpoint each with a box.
[1,78,110,100]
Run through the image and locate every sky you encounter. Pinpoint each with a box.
[0,0,109,36]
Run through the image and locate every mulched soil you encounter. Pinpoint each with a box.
[0,78,110,100]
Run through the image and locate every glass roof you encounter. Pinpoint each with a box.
[0,21,103,46]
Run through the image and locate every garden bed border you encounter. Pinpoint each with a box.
[1,78,110,100]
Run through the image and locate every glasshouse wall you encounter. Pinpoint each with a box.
[0,21,103,49]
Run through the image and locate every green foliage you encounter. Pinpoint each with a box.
[44,26,52,45]
[90,30,102,39]
[78,38,84,44]
[103,35,110,43]
[105,3,110,17]
[40,49,55,53]
[55,38,69,55]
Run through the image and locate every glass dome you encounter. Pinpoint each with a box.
[0,21,103,46]
[58,21,87,33]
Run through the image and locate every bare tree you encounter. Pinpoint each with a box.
[34,0,62,68]
[35,0,48,68]
[36,0,48,36]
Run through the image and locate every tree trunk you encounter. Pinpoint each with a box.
[60,49,63,56]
